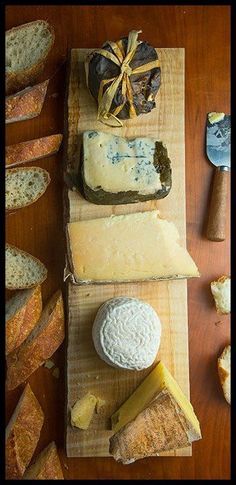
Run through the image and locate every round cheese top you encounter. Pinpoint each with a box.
[92,297,161,370]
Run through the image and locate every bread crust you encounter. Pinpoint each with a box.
[6,290,65,390]
[5,80,49,124]
[6,243,48,290]
[24,442,64,479]
[6,134,63,167]
[218,345,231,404]
[6,20,55,95]
[6,285,42,355]
[5,383,44,479]
[6,167,51,211]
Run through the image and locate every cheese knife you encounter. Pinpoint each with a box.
[206,112,231,241]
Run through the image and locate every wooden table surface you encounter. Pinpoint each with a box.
[5,5,230,480]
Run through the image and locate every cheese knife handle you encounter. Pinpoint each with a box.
[206,168,229,241]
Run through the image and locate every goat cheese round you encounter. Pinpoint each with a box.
[92,297,161,370]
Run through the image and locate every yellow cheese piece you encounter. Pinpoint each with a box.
[67,210,199,283]
[111,361,201,437]
[71,393,97,430]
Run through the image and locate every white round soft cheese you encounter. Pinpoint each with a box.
[92,297,161,370]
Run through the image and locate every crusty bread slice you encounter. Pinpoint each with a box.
[6,244,47,290]
[6,289,65,390]
[6,166,50,210]
[5,383,44,479]
[211,275,231,314]
[6,20,55,95]
[218,345,231,404]
[6,134,63,167]
[6,285,42,355]
[24,442,64,479]
[6,79,49,124]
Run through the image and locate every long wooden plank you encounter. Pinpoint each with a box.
[65,48,191,457]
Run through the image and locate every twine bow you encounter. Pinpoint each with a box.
[85,30,160,127]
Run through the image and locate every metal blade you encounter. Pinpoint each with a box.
[206,113,231,168]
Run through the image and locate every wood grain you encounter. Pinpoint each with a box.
[65,47,193,457]
[6,5,230,479]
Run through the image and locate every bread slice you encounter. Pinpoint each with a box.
[24,442,64,479]
[5,383,44,479]
[6,289,65,390]
[6,79,49,124]
[6,20,54,95]
[218,345,231,404]
[6,285,42,355]
[6,243,47,290]
[6,167,51,211]
[211,275,231,314]
[6,134,63,167]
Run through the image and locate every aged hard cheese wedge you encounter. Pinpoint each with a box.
[92,297,161,370]
[81,131,171,204]
[109,361,202,463]
[67,210,199,283]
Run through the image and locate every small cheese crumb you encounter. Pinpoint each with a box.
[52,367,60,378]
[44,359,55,369]
[71,393,97,430]
[96,398,106,413]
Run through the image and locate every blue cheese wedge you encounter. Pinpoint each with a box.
[92,297,161,370]
[81,131,172,204]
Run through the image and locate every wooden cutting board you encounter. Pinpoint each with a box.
[65,48,191,457]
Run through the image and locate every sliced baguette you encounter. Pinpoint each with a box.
[6,243,47,290]
[5,383,44,479]
[6,166,51,211]
[6,285,42,355]
[6,79,49,123]
[218,345,231,404]
[6,134,63,167]
[6,289,65,390]
[6,20,55,95]
[24,442,64,479]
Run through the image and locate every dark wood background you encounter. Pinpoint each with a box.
[5,5,230,480]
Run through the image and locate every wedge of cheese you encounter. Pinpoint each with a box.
[81,131,172,204]
[71,394,97,430]
[67,210,199,283]
[109,361,202,463]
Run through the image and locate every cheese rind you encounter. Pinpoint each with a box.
[67,210,200,283]
[111,361,201,435]
[92,297,161,370]
[81,131,171,204]
[109,361,202,463]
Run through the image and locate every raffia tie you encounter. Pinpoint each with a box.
[85,30,160,127]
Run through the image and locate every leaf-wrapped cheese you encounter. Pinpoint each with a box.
[85,30,161,126]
